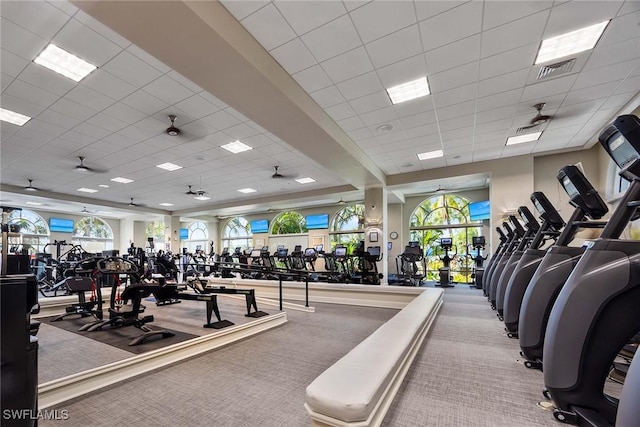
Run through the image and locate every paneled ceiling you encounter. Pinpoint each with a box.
[1,1,639,219]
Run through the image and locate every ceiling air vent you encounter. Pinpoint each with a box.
[537,58,576,80]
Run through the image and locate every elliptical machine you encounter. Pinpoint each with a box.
[436,237,456,288]
[543,115,640,426]
[469,236,486,289]
[483,226,510,297]
[488,215,526,310]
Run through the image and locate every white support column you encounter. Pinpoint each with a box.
[364,187,388,285]
[119,217,134,254]
[165,215,181,253]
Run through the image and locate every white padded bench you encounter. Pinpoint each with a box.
[304,288,444,427]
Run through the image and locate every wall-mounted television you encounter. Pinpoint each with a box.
[179,228,188,240]
[250,219,269,233]
[469,200,490,221]
[305,213,329,230]
[49,218,74,233]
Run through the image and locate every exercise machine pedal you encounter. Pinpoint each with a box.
[204,319,235,329]
[537,401,555,412]
[246,310,269,318]
[553,408,578,424]
[524,360,543,370]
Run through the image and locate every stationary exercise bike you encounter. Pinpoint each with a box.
[436,238,456,288]
[469,236,486,289]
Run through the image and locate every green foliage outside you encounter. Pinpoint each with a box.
[146,220,166,242]
[330,204,365,253]
[271,211,307,234]
[74,217,113,238]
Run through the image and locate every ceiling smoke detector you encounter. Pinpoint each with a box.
[166,115,180,136]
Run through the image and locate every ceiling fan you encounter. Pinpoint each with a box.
[185,185,197,195]
[74,156,105,173]
[128,197,140,207]
[271,166,296,179]
[24,179,39,192]
[518,103,553,132]
[337,198,346,205]
[166,114,181,136]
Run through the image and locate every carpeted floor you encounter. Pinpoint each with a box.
[41,286,576,426]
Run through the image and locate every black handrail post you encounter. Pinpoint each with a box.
[305,274,309,308]
[279,274,283,311]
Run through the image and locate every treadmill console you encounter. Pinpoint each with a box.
[531,191,565,229]
[473,236,486,247]
[518,206,540,231]
[97,258,138,274]
[557,165,608,219]
[335,247,347,257]
[509,215,525,236]
[599,115,640,180]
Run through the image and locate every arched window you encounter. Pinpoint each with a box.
[7,209,49,254]
[329,204,365,252]
[73,217,114,253]
[146,220,166,251]
[222,217,252,252]
[185,221,209,253]
[271,211,307,234]
[410,194,482,283]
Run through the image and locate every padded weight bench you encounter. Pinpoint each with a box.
[305,289,443,427]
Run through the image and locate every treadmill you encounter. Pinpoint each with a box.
[501,192,565,336]
[544,115,640,426]
[519,165,608,370]
[488,215,526,309]
[495,206,540,320]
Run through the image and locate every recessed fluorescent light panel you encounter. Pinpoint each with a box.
[110,177,134,184]
[34,43,97,82]
[535,20,609,64]
[156,162,183,171]
[417,150,444,160]
[506,132,543,146]
[295,177,316,184]
[77,187,98,193]
[99,184,109,188]
[194,195,210,201]
[221,140,252,154]
[0,108,31,126]
[159,202,174,207]
[26,202,42,206]
[386,77,430,104]
[238,188,257,194]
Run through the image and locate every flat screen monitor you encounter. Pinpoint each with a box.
[179,228,188,240]
[408,241,420,247]
[250,219,269,234]
[315,244,323,252]
[294,245,302,252]
[440,237,452,246]
[49,218,74,233]
[250,249,261,257]
[306,213,329,230]
[304,248,316,257]
[277,249,288,257]
[335,247,347,257]
[472,236,485,246]
[367,246,380,256]
[469,200,490,221]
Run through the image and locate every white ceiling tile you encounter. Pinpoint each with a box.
[225,108,250,123]
[476,105,518,124]
[241,3,297,51]
[223,123,260,140]
[325,102,357,121]
[36,108,82,130]
[601,92,637,110]
[475,119,512,135]
[270,38,317,74]
[22,120,66,139]
[4,79,59,108]
[439,114,475,132]
[220,0,270,21]
[349,91,392,115]
[0,93,46,121]
[1,0,69,40]
[430,62,479,93]
[1,49,29,78]
[142,75,194,106]
[483,1,553,30]
[435,100,477,121]
[120,90,169,115]
[201,109,241,131]
[86,112,128,133]
[359,106,398,126]
[419,2,483,51]
[394,97,434,119]
[300,14,362,63]
[365,25,422,69]
[573,59,639,90]
[173,94,221,120]
[480,10,548,58]
[347,127,373,141]
[126,44,171,74]
[442,125,473,142]
[275,0,347,35]
[73,9,130,49]
[432,83,477,109]
[543,1,622,38]
[376,54,428,88]
[343,1,372,12]
[65,84,117,111]
[599,9,640,47]
[71,122,112,140]
[102,51,164,88]
[415,1,467,21]
[613,74,640,94]
[585,37,640,71]
[478,68,529,97]
[404,122,439,139]
[478,43,539,80]
[49,98,97,121]
[399,110,437,129]
[349,0,416,43]
[320,47,373,83]
[1,72,14,93]
[336,115,366,132]
[425,35,481,75]
[47,0,78,16]
[292,65,334,93]
[310,86,346,108]
[17,62,76,96]
[521,74,578,102]
[335,70,383,100]
[1,17,48,60]
[81,69,137,101]
[473,148,504,161]
[53,18,121,67]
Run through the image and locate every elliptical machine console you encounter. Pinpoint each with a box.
[436,237,456,288]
